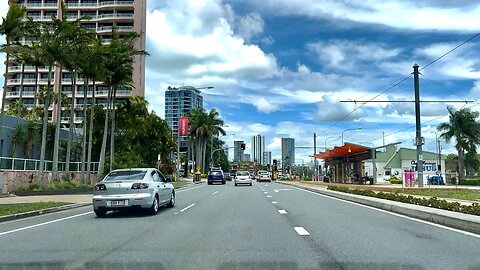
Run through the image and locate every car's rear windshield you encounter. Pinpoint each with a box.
[238,171,249,176]
[211,171,223,175]
[104,170,147,181]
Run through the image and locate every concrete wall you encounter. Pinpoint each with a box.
[1,170,99,193]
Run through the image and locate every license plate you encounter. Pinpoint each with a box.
[111,200,125,206]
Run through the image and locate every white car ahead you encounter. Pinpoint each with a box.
[234,171,252,186]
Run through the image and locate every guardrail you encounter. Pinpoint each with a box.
[0,157,99,172]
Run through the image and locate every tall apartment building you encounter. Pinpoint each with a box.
[233,140,244,163]
[251,134,265,164]
[165,86,203,137]
[263,151,271,166]
[5,0,146,125]
[281,137,295,169]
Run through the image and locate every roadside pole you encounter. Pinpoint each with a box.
[313,133,317,181]
[413,63,424,187]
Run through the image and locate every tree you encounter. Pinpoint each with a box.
[11,123,26,157]
[188,108,225,173]
[98,30,147,175]
[437,107,480,180]
[0,4,26,155]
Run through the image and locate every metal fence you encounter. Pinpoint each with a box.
[0,157,99,172]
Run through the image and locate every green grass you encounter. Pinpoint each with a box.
[0,202,71,216]
[17,182,92,191]
[394,188,480,202]
[173,183,187,189]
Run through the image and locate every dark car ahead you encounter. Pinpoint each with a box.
[208,169,225,185]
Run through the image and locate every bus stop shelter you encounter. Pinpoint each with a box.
[313,143,372,183]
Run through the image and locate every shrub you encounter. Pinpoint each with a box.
[389,177,403,184]
[327,185,480,216]
[200,173,208,178]
[303,176,312,181]
[459,179,480,186]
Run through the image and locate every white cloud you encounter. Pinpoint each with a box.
[248,97,279,113]
[234,12,264,42]
[145,1,279,82]
[315,95,363,122]
[248,0,480,32]
[307,40,401,71]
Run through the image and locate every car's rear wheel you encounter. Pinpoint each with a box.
[149,195,159,215]
[94,209,107,218]
[249,183,252,186]
[208,181,212,185]
[167,192,175,208]
[235,183,237,186]
[222,181,226,185]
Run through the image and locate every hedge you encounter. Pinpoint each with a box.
[459,179,480,186]
[327,185,480,216]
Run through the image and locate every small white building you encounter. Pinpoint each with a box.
[364,145,446,183]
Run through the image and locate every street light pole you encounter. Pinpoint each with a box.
[341,128,362,145]
[431,131,440,172]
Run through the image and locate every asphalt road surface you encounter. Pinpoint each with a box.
[0,181,479,270]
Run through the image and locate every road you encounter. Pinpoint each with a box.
[0,181,479,270]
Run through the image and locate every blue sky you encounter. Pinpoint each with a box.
[2,0,480,164]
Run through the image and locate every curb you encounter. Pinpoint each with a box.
[0,203,91,223]
[279,182,480,235]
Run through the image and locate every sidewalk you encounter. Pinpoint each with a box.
[279,181,480,235]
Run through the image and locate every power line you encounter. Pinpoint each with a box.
[378,102,480,140]
[317,31,480,136]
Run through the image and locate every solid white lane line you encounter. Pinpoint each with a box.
[272,201,278,204]
[294,227,310,236]
[263,192,268,194]
[267,195,272,198]
[0,212,92,237]
[291,186,480,239]
[212,191,218,195]
[180,203,196,213]
[278,210,287,214]
[177,184,206,193]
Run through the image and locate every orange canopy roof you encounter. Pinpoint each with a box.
[313,143,371,160]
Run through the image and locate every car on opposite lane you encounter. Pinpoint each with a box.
[235,171,252,186]
[92,168,175,217]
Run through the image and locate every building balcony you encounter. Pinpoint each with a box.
[97,13,134,21]
[99,1,134,8]
[97,25,134,33]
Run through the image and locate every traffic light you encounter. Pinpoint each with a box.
[273,159,277,165]
[240,143,246,150]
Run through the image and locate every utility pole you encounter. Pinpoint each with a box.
[313,133,317,181]
[413,63,424,187]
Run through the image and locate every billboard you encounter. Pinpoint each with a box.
[178,117,189,137]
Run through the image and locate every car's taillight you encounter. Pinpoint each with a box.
[131,183,149,189]
[95,184,106,191]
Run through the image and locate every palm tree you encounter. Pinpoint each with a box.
[98,30,147,175]
[11,123,26,157]
[188,108,225,173]
[437,106,480,180]
[0,4,26,155]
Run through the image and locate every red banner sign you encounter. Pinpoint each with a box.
[178,117,189,136]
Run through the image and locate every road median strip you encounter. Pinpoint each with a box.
[279,181,480,235]
[0,202,91,223]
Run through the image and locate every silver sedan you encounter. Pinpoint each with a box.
[92,168,175,217]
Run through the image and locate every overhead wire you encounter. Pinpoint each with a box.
[316,31,480,137]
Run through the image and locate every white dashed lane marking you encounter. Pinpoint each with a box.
[212,191,218,195]
[267,195,272,198]
[294,227,310,236]
[180,203,195,213]
[278,210,287,214]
